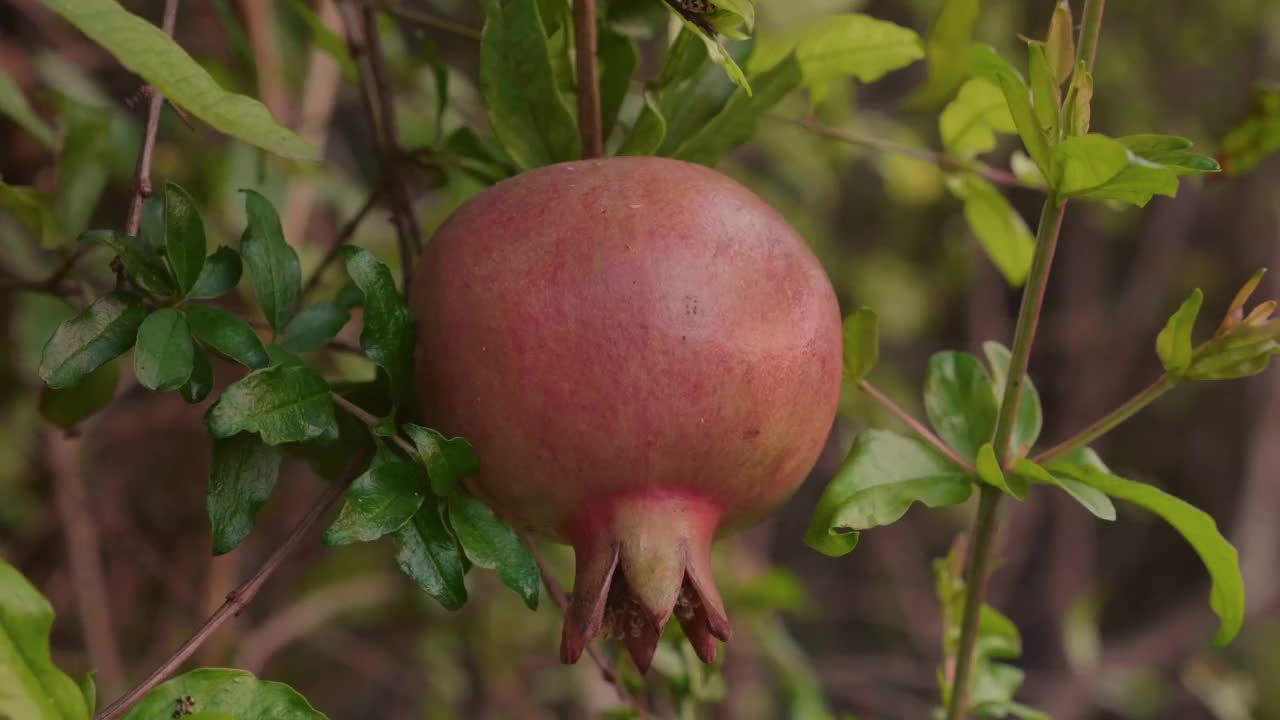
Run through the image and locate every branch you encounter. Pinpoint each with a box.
[858,380,975,472]
[95,461,363,720]
[123,0,179,237]
[573,0,603,158]
[48,429,125,700]
[339,4,424,292]
[348,0,482,41]
[1076,0,1107,74]
[777,116,1032,190]
[1033,374,1173,465]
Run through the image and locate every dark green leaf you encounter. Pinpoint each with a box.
[403,423,479,497]
[240,189,301,333]
[40,0,316,160]
[119,668,325,720]
[1011,458,1116,520]
[184,305,269,370]
[939,78,1016,157]
[206,363,338,445]
[0,66,55,148]
[805,430,971,557]
[480,0,580,169]
[79,229,176,297]
[1156,288,1203,374]
[39,291,146,389]
[447,493,540,610]
[181,345,213,404]
[0,558,91,720]
[842,308,879,383]
[652,30,746,156]
[342,246,414,401]
[39,359,119,428]
[672,54,803,167]
[324,447,427,546]
[163,183,207,295]
[982,341,1042,454]
[1050,463,1244,644]
[598,26,638,144]
[208,433,282,555]
[134,308,195,391]
[924,351,998,460]
[976,442,1027,498]
[140,194,164,251]
[188,247,243,300]
[394,505,469,610]
[947,174,1035,286]
[972,45,1052,177]
[281,302,350,354]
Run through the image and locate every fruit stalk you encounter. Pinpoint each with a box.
[574,0,604,158]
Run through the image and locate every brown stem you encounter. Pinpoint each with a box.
[858,380,975,472]
[94,463,362,720]
[347,0,482,40]
[573,0,603,158]
[48,429,125,700]
[123,0,179,237]
[339,4,424,292]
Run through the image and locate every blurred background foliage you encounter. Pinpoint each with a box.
[2,0,1279,718]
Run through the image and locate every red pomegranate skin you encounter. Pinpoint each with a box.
[412,156,841,671]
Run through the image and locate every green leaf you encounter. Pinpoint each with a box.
[79,230,176,297]
[1218,84,1280,177]
[78,672,95,716]
[39,291,146,388]
[982,341,1042,454]
[924,351,998,461]
[1011,458,1116,520]
[906,0,979,108]
[184,305,269,370]
[119,668,325,720]
[134,308,195,391]
[180,344,214,404]
[1053,134,1179,206]
[208,433,283,555]
[1043,1,1075,86]
[39,359,119,428]
[617,92,666,156]
[403,424,479,497]
[39,0,316,160]
[240,189,301,334]
[1049,464,1245,645]
[188,246,243,300]
[669,13,750,92]
[671,54,802,166]
[976,442,1026,498]
[0,559,90,720]
[140,194,164,251]
[480,0,580,170]
[0,179,58,248]
[1061,61,1092,137]
[162,183,207,295]
[804,430,971,557]
[447,493,540,610]
[1119,134,1220,176]
[342,246,414,402]
[946,174,1035,287]
[1025,41,1059,142]
[598,26,638,144]
[280,302,350,354]
[0,66,55,148]
[972,45,1052,177]
[842,308,879,383]
[285,0,357,81]
[394,505,469,610]
[205,363,338,445]
[325,446,427,546]
[1156,288,1203,374]
[789,14,924,89]
[939,78,1016,157]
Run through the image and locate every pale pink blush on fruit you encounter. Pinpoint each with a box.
[412,157,842,672]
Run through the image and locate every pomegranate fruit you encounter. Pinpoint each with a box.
[412,157,841,671]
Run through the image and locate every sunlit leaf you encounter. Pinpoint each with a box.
[0,559,90,720]
[946,174,1034,287]
[1156,288,1203,374]
[842,308,879,383]
[119,668,324,720]
[939,78,1016,157]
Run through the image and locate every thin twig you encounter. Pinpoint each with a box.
[573,0,603,158]
[123,0,179,237]
[340,4,424,293]
[347,0,482,41]
[330,391,418,457]
[858,380,976,472]
[1034,374,1173,465]
[301,183,385,298]
[94,463,363,720]
[48,429,125,700]
[778,116,1032,190]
